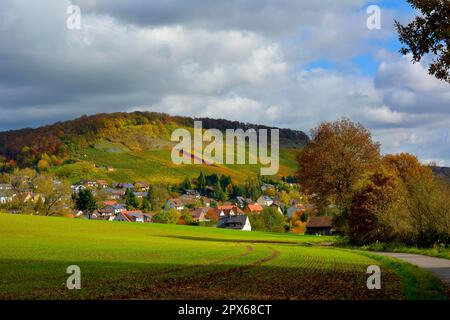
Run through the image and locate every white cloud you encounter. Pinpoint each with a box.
[0,0,449,165]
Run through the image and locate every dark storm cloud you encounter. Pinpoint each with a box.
[74,0,365,35]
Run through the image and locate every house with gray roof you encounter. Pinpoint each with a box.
[217,215,251,231]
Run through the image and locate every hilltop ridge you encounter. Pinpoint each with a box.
[0,111,308,183]
[0,111,309,168]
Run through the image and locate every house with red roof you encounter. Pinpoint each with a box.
[114,211,153,223]
[96,180,108,189]
[246,203,264,213]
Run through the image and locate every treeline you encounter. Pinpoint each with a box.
[197,117,309,146]
[180,172,298,203]
[0,112,187,169]
[0,111,309,171]
[297,119,450,247]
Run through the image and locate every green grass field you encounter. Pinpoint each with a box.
[0,214,447,300]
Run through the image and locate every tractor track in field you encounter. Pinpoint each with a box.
[92,244,256,299]
[133,246,280,299]
[141,244,255,280]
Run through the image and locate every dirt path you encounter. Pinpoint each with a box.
[375,252,450,287]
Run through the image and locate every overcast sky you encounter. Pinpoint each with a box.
[1,0,449,165]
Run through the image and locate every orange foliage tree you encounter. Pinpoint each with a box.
[297,119,381,220]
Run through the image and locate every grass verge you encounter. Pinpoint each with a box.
[354,250,448,300]
[361,243,450,260]
[335,237,450,260]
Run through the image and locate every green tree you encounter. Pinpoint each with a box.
[124,188,138,210]
[179,209,194,225]
[220,175,232,190]
[182,176,192,190]
[73,189,97,216]
[244,177,261,200]
[197,172,207,194]
[230,183,245,199]
[260,207,286,233]
[248,213,266,231]
[152,209,180,224]
[147,184,170,210]
[213,181,228,201]
[205,174,219,186]
[141,197,151,212]
[300,212,309,223]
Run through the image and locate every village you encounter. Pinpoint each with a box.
[0,173,333,235]
[70,175,333,235]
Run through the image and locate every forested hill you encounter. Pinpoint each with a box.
[431,166,450,185]
[0,111,309,169]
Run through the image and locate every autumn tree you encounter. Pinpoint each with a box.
[384,153,449,245]
[152,208,180,224]
[178,209,194,225]
[10,168,37,210]
[383,153,435,189]
[396,0,450,83]
[278,190,290,206]
[37,159,50,172]
[289,211,307,234]
[147,184,170,210]
[262,207,286,232]
[297,119,380,219]
[247,213,266,231]
[347,170,404,245]
[205,208,219,222]
[34,174,72,216]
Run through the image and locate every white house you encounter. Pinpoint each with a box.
[261,183,275,192]
[71,184,86,193]
[102,204,126,215]
[0,192,14,204]
[257,195,273,207]
[166,198,184,211]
